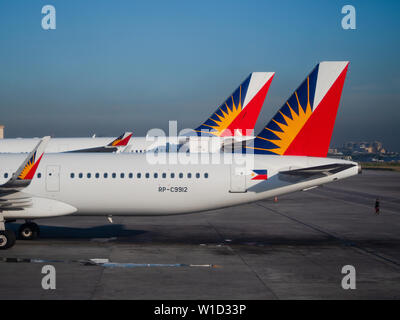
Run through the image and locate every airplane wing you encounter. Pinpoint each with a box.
[0,136,50,210]
[279,163,356,180]
[69,132,133,153]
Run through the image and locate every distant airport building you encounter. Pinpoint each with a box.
[0,125,3,139]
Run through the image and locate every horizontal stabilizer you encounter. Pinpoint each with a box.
[67,132,133,153]
[280,163,356,177]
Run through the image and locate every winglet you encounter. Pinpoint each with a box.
[107,132,133,147]
[1,136,50,189]
[16,136,50,181]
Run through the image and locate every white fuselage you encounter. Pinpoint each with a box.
[0,153,358,219]
[0,137,114,153]
[0,136,251,154]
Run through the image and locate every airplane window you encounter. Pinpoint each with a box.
[70,173,74,178]
[204,173,209,178]
[179,173,183,178]
[87,173,91,178]
[95,173,99,178]
[162,173,166,178]
[112,173,116,178]
[104,173,108,178]
[4,173,8,178]
[145,173,150,178]
[120,173,125,178]
[187,173,192,178]
[154,173,158,178]
[171,173,175,178]
[137,173,141,178]
[79,173,83,178]
[37,173,42,178]
[129,173,133,178]
[196,173,200,178]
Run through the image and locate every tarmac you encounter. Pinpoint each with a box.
[0,170,399,299]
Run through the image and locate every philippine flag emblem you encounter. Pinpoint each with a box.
[251,170,268,180]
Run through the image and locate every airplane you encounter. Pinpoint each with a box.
[0,72,275,154]
[0,61,358,250]
[0,132,133,153]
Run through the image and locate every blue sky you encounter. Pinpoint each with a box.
[0,0,399,150]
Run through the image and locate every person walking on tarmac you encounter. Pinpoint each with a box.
[375,198,380,215]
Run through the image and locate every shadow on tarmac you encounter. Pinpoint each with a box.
[7,223,147,240]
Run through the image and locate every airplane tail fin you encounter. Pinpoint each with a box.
[247,61,349,157]
[107,132,133,147]
[195,72,275,137]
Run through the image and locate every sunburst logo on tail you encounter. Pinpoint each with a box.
[195,74,251,137]
[248,62,348,156]
[18,152,37,180]
[108,132,133,146]
[111,135,124,146]
[248,74,316,155]
[259,78,313,155]
[201,88,243,136]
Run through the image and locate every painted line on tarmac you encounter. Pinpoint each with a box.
[0,257,218,268]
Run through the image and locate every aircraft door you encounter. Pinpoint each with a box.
[46,165,60,192]
[229,164,247,193]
